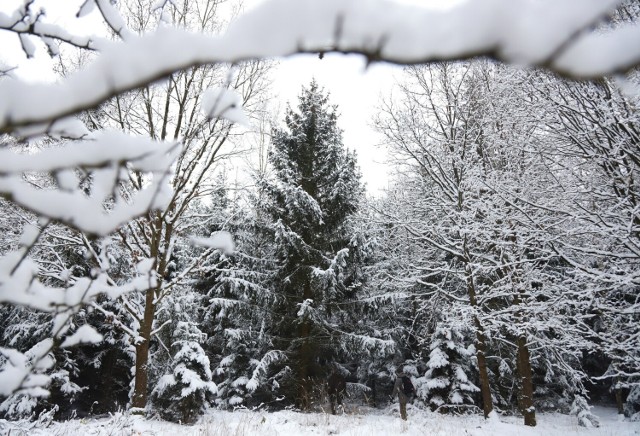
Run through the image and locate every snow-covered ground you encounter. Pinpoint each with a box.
[1,405,638,435]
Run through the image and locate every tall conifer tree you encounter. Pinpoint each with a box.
[259,81,367,409]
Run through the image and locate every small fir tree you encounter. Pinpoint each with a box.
[420,323,479,413]
[570,395,600,428]
[151,322,216,424]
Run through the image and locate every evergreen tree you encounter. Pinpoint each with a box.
[151,321,216,424]
[258,81,373,409]
[419,323,479,413]
[192,181,280,409]
[625,385,640,421]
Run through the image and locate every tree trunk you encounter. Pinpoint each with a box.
[131,213,168,411]
[99,348,117,412]
[465,260,494,418]
[473,316,494,418]
[298,321,312,411]
[297,278,313,411]
[614,377,625,415]
[131,286,156,411]
[516,335,536,426]
[615,388,625,415]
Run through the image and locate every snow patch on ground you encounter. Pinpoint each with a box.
[1,405,638,435]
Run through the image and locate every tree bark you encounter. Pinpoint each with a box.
[131,213,165,411]
[473,316,494,419]
[131,286,156,411]
[465,260,494,418]
[516,335,536,426]
[298,321,312,411]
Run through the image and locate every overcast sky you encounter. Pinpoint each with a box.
[273,53,399,194]
[0,0,402,194]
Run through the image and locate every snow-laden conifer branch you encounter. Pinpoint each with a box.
[338,331,396,357]
[246,350,286,393]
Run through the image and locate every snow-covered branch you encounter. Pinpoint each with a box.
[0,131,180,236]
[0,0,636,134]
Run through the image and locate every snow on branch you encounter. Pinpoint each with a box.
[0,339,54,397]
[59,325,103,348]
[92,0,136,42]
[340,331,396,357]
[209,297,247,310]
[0,131,180,236]
[0,251,156,312]
[246,350,287,392]
[190,231,235,254]
[0,0,635,134]
[0,2,110,54]
[201,88,250,126]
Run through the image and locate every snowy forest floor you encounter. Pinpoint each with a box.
[1,405,638,435]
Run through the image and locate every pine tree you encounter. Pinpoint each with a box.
[420,323,479,413]
[151,321,216,424]
[258,81,368,409]
[191,181,280,409]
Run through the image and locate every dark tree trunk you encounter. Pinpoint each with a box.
[367,374,377,407]
[516,335,536,426]
[131,287,156,411]
[473,317,494,418]
[615,388,625,415]
[297,278,314,411]
[131,214,169,412]
[298,322,312,411]
[465,258,494,419]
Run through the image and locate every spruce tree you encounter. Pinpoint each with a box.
[151,321,216,424]
[259,81,366,409]
[194,182,279,409]
[420,323,479,413]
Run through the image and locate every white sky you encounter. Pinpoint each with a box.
[272,53,398,194]
[0,0,402,194]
